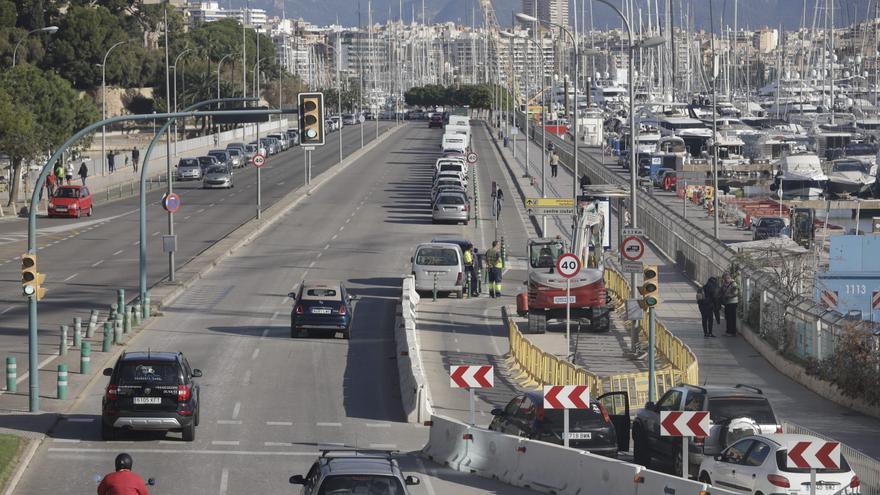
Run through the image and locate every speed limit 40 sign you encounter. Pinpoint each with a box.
[252,153,266,168]
[556,253,581,279]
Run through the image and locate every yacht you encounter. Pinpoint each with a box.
[826,159,876,197]
[776,153,828,199]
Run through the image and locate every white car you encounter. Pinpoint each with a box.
[698,434,860,495]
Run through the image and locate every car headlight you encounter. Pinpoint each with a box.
[48,202,54,208]
[70,203,78,209]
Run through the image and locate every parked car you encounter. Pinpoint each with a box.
[489,390,630,458]
[432,191,469,225]
[289,280,356,339]
[202,165,234,189]
[342,113,357,125]
[258,138,277,155]
[101,351,202,441]
[226,148,244,168]
[244,143,260,160]
[286,129,300,146]
[289,451,421,494]
[633,384,781,477]
[176,158,202,180]
[267,133,289,150]
[753,217,787,240]
[429,114,444,128]
[411,242,464,298]
[48,185,93,218]
[698,434,861,495]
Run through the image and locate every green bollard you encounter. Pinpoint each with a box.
[500,236,507,264]
[86,309,98,338]
[109,303,118,323]
[80,343,91,375]
[59,325,69,356]
[143,293,151,319]
[5,357,15,393]
[432,273,438,301]
[132,305,141,326]
[117,288,125,320]
[57,364,68,399]
[124,307,132,334]
[465,276,471,299]
[102,322,112,352]
[73,317,82,348]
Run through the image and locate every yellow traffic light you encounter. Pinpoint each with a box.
[639,265,660,308]
[21,253,46,300]
[298,92,325,146]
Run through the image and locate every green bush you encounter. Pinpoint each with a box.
[806,327,880,406]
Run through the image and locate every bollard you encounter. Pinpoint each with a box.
[80,342,91,374]
[432,273,438,301]
[73,317,82,348]
[87,309,98,338]
[117,288,125,320]
[57,364,68,399]
[143,293,151,319]
[465,276,470,299]
[102,322,112,352]
[124,307,132,334]
[5,357,15,393]
[132,305,141,326]
[109,303,118,322]
[59,325,69,356]
[114,321,123,344]
[500,236,507,264]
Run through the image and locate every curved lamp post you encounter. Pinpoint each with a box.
[98,40,129,176]
[12,26,59,66]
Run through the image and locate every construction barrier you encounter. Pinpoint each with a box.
[395,276,433,423]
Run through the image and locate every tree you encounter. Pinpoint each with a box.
[0,64,99,207]
[0,0,16,28]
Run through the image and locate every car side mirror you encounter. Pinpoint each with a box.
[491,408,505,417]
[405,475,421,486]
[288,292,297,299]
[102,368,113,376]
[410,256,414,263]
[289,475,306,485]
[191,369,202,378]
[349,294,357,300]
[645,401,656,411]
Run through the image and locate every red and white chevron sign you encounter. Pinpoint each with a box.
[873,291,880,310]
[449,365,493,388]
[660,411,710,437]
[543,385,590,409]
[787,441,841,469]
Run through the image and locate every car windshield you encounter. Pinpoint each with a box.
[776,451,851,474]
[179,159,199,168]
[318,475,406,495]
[759,218,785,228]
[306,288,337,297]
[206,166,227,174]
[198,157,215,165]
[540,405,609,430]
[438,195,464,205]
[440,165,462,172]
[416,248,458,266]
[54,188,79,198]
[707,397,776,424]
[530,242,564,268]
[832,161,868,173]
[208,152,226,160]
[227,149,241,156]
[117,362,180,386]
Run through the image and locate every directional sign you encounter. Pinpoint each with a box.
[450,365,494,388]
[556,253,581,279]
[621,228,645,237]
[467,151,479,164]
[252,153,266,168]
[787,441,841,469]
[543,385,590,409]
[620,235,646,261]
[162,192,181,213]
[527,207,574,216]
[660,411,710,437]
[620,260,644,274]
[525,197,575,208]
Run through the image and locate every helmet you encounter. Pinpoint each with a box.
[115,453,133,471]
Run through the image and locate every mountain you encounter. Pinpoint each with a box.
[234,0,874,31]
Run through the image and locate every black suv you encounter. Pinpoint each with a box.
[101,351,202,441]
[633,384,780,477]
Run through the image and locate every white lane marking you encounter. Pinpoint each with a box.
[91,260,104,267]
[0,307,12,315]
[51,439,80,443]
[266,421,293,426]
[331,234,337,240]
[365,423,390,428]
[323,244,330,250]
[197,208,205,213]
[219,468,229,495]
[184,215,191,220]
[415,458,438,495]
[152,231,161,236]
[308,261,315,268]
[316,422,342,427]
[261,328,270,338]
[63,273,78,282]
[271,312,278,320]
[132,241,139,246]
[232,401,241,419]
[251,348,260,360]
[278,182,285,186]
[345,218,351,224]
[216,420,242,425]
[369,443,397,449]
[209,203,215,207]
[242,370,252,384]
[316,252,322,258]
[113,249,124,256]
[264,442,291,447]
[338,225,344,232]
[211,440,241,446]
[64,418,94,423]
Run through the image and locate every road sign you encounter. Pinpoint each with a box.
[525,197,575,208]
[527,207,574,216]
[467,151,478,164]
[543,385,590,409]
[450,365,494,388]
[660,411,710,437]
[621,236,646,261]
[556,253,581,279]
[621,228,645,237]
[873,291,880,310]
[787,441,841,469]
[621,260,644,273]
[162,192,180,213]
[252,153,266,168]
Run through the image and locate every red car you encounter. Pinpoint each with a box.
[49,185,93,218]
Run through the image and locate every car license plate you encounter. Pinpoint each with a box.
[133,397,161,405]
[311,308,331,314]
[55,206,67,212]
[553,296,576,304]
[567,432,592,440]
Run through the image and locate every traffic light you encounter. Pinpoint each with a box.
[21,253,46,300]
[298,92,325,146]
[639,265,660,308]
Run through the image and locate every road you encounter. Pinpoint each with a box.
[11,122,537,494]
[0,122,393,406]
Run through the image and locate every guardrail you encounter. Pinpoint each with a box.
[395,276,433,423]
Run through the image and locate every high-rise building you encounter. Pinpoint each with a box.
[521,0,568,27]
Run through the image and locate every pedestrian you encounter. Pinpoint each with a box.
[485,240,503,298]
[132,148,139,173]
[463,243,478,297]
[550,150,560,177]
[78,161,89,186]
[495,188,504,220]
[65,161,74,185]
[54,163,65,184]
[107,151,115,173]
[46,171,57,198]
[124,154,130,170]
[696,283,716,337]
[579,173,591,191]
[704,276,721,325]
[719,272,739,336]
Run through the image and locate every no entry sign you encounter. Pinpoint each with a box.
[621,236,645,261]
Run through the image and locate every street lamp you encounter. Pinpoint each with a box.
[98,40,128,176]
[316,41,344,165]
[12,26,59,67]
[171,48,193,154]
[217,53,234,99]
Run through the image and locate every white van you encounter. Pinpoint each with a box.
[448,115,469,127]
[441,134,468,154]
[411,243,465,298]
[444,124,471,147]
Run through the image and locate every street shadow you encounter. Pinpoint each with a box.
[204,325,290,338]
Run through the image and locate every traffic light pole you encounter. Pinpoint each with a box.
[648,306,656,402]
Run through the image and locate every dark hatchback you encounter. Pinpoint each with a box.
[428,114,444,128]
[290,280,357,339]
[753,217,787,240]
[101,351,202,441]
[489,390,630,457]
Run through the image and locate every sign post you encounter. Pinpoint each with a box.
[543,385,590,447]
[787,441,841,495]
[556,253,581,361]
[660,411,710,480]
[450,365,494,426]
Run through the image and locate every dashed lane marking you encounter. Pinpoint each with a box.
[251,348,260,360]
[91,260,103,267]
[266,421,293,426]
[217,420,242,425]
[316,422,342,427]
[219,468,229,495]
[264,442,292,447]
[113,249,124,256]
[331,234,337,240]
[242,370,252,385]
[152,231,161,236]
[232,401,241,419]
[0,307,11,315]
[365,423,391,428]
[261,329,270,338]
[211,440,241,446]
[63,273,78,282]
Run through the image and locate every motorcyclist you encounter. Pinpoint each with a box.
[97,453,149,495]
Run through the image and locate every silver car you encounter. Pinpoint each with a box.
[226,148,243,168]
[411,242,465,298]
[202,165,234,189]
[432,191,469,225]
[290,451,420,494]
[176,158,202,181]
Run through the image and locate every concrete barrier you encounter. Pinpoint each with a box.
[422,414,469,470]
[394,275,433,423]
